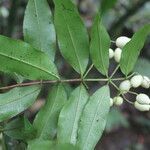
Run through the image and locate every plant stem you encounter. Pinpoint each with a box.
[128,91,138,96]
[122,94,134,105]
[126,72,136,79]
[0,78,108,90]
[0,74,136,91]
[109,65,120,79]
[111,40,116,43]
[83,64,94,78]
[110,80,120,91]
[111,78,125,81]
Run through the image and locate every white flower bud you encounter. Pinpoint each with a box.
[113,96,123,106]
[136,93,150,104]
[119,80,131,93]
[141,76,150,89]
[134,101,150,112]
[130,75,143,88]
[114,48,122,63]
[110,98,113,106]
[109,48,114,59]
[116,36,131,48]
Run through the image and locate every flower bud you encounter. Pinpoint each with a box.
[130,75,143,88]
[136,93,150,104]
[113,96,123,106]
[119,80,131,93]
[134,101,150,112]
[114,48,122,63]
[141,76,150,89]
[116,36,131,48]
[109,48,114,59]
[110,98,113,106]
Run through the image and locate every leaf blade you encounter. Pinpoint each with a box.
[4,116,36,141]
[0,35,59,80]
[27,140,78,150]
[54,0,89,75]
[0,86,40,122]
[77,86,110,150]
[57,84,89,145]
[23,0,56,61]
[120,24,150,76]
[90,14,110,75]
[33,84,67,140]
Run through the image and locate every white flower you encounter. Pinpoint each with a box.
[119,80,131,93]
[130,75,143,88]
[141,76,150,89]
[136,93,150,104]
[116,36,131,48]
[109,48,114,59]
[114,48,122,63]
[134,101,150,112]
[110,98,113,106]
[113,96,123,106]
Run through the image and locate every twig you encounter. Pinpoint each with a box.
[122,94,134,105]
[0,78,108,90]
[111,40,116,44]
[110,80,120,91]
[128,91,138,96]
[109,65,120,79]
[83,64,94,78]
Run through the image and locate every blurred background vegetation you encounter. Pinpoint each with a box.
[0,0,150,150]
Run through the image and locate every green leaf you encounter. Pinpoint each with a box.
[0,35,59,80]
[27,140,78,150]
[23,0,56,61]
[0,85,40,122]
[33,84,67,140]
[4,116,36,141]
[77,85,110,150]
[120,24,150,76]
[27,140,53,150]
[134,58,150,78]
[90,13,110,76]
[57,84,88,145]
[54,0,89,75]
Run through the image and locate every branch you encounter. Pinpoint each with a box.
[0,78,109,91]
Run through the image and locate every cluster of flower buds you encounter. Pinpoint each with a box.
[110,75,150,111]
[119,75,150,94]
[109,36,131,62]
[108,36,150,112]
[110,96,123,107]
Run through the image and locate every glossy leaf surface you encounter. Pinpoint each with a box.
[33,84,67,140]
[90,13,110,75]
[120,24,150,76]
[77,86,110,150]
[57,84,88,145]
[23,0,56,61]
[0,35,59,80]
[0,85,40,122]
[54,0,89,75]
